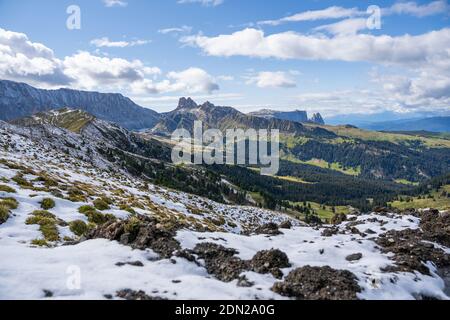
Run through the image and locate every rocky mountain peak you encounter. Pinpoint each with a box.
[201,101,215,109]
[177,97,198,110]
[310,113,325,125]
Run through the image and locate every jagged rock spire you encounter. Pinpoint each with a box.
[177,97,198,109]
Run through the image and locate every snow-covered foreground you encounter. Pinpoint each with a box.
[0,125,449,300]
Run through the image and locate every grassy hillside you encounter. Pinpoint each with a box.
[318,125,450,148]
[390,185,450,211]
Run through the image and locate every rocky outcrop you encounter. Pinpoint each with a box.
[191,243,249,282]
[179,243,291,283]
[87,215,181,259]
[420,209,450,247]
[376,228,450,275]
[177,97,198,110]
[272,266,361,300]
[116,289,167,301]
[310,113,325,125]
[249,249,291,279]
[253,223,283,236]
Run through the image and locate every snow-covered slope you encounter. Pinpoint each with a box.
[0,124,449,300]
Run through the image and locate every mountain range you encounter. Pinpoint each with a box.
[249,109,325,125]
[363,117,450,133]
[0,80,329,133]
[1,79,450,207]
[150,97,332,137]
[0,80,160,130]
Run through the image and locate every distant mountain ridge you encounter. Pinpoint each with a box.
[150,97,334,138]
[363,117,450,133]
[0,80,160,130]
[249,109,325,125]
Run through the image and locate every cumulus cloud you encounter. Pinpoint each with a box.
[131,67,219,95]
[62,51,161,90]
[103,0,128,7]
[182,27,450,68]
[0,28,72,86]
[0,28,219,97]
[246,71,297,88]
[177,0,224,7]
[90,37,151,48]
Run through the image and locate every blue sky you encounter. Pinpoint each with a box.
[0,0,449,118]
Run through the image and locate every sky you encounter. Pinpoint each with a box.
[0,0,449,119]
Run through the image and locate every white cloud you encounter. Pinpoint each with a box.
[217,75,234,81]
[182,27,450,68]
[158,26,193,35]
[384,0,449,17]
[246,71,296,88]
[177,0,224,7]
[90,37,151,48]
[63,51,161,90]
[259,2,449,26]
[103,0,128,7]
[131,67,219,95]
[0,28,219,97]
[314,18,368,35]
[259,6,363,26]
[0,28,71,86]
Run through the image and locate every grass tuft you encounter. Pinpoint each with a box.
[40,198,56,210]
[0,184,16,193]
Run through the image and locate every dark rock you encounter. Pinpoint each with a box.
[43,289,53,298]
[376,228,450,276]
[116,261,144,267]
[254,223,282,236]
[192,243,249,282]
[250,249,291,279]
[321,227,338,237]
[237,276,254,288]
[346,253,363,262]
[420,210,450,247]
[87,215,181,259]
[272,266,361,300]
[330,213,347,225]
[116,289,167,301]
[373,207,390,214]
[279,221,292,229]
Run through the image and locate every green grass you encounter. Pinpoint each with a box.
[289,201,350,222]
[0,184,16,193]
[395,179,420,186]
[69,220,89,237]
[0,204,10,223]
[93,198,111,211]
[78,205,95,213]
[40,198,56,210]
[290,158,361,176]
[275,176,314,184]
[31,239,49,247]
[0,197,19,210]
[25,210,60,242]
[323,125,450,148]
[390,185,450,211]
[11,174,33,188]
